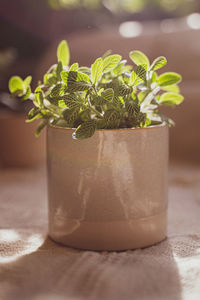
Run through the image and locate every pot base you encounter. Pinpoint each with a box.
[48,211,167,251]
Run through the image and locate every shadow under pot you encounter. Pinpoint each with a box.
[47,123,168,251]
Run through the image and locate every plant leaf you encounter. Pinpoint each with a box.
[8,76,24,95]
[150,56,167,71]
[35,119,48,137]
[129,50,149,66]
[130,64,147,85]
[157,72,182,86]
[161,84,180,93]
[104,109,120,128]
[69,63,79,71]
[50,83,65,97]
[61,71,91,84]
[63,94,81,109]
[61,71,91,91]
[73,120,96,139]
[91,57,103,84]
[57,40,70,66]
[102,88,114,101]
[23,76,32,90]
[63,108,79,125]
[103,55,122,73]
[159,92,184,106]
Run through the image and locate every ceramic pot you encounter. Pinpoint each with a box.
[0,111,46,167]
[47,123,168,251]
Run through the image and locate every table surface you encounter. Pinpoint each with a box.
[0,164,200,300]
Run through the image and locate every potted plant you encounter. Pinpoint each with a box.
[8,40,183,250]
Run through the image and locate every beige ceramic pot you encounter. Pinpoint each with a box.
[47,123,168,251]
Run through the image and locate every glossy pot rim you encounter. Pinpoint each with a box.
[48,122,167,133]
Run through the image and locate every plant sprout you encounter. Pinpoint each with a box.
[8,40,184,139]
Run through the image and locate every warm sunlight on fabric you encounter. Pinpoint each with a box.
[119,21,143,38]
[0,229,19,242]
[0,230,44,263]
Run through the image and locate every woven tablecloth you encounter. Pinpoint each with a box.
[0,164,200,300]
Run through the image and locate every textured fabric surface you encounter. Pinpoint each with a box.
[0,164,200,300]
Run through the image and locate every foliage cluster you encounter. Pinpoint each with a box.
[9,40,183,139]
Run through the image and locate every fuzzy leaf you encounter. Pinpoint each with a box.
[57,40,70,66]
[91,57,103,84]
[73,120,96,139]
[129,50,149,66]
[103,55,122,73]
[157,72,182,86]
[150,56,167,71]
[159,92,184,106]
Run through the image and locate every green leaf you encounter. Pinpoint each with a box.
[61,71,90,84]
[78,67,91,75]
[61,71,91,91]
[8,76,24,95]
[34,86,44,107]
[159,92,184,106]
[161,84,180,93]
[118,85,132,96]
[103,55,122,73]
[26,107,41,123]
[130,64,147,85]
[138,91,148,102]
[102,88,114,102]
[57,40,70,66]
[63,94,81,109]
[150,56,167,71]
[69,63,79,71]
[151,72,157,83]
[73,120,96,139]
[56,61,63,80]
[157,72,182,86]
[50,83,65,97]
[104,109,120,128]
[112,60,127,76]
[44,73,57,85]
[63,108,79,124]
[24,76,32,90]
[91,57,103,84]
[129,50,149,66]
[23,87,31,100]
[35,120,48,137]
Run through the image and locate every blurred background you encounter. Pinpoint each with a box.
[0,0,200,167]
